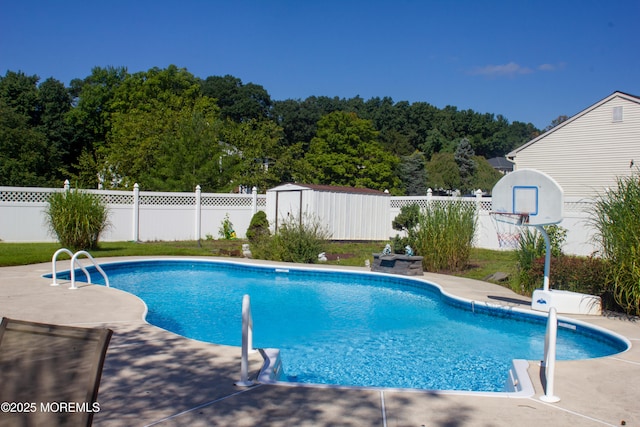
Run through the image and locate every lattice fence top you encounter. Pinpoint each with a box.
[0,188,56,203]
[91,193,134,205]
[202,195,252,207]
[139,194,196,206]
[0,186,591,214]
[0,188,133,205]
[390,197,428,209]
[479,200,492,211]
[391,197,485,211]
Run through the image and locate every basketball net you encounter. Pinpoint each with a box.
[489,212,529,249]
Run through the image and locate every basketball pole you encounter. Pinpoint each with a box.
[534,225,552,292]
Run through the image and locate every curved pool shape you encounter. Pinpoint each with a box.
[55,259,628,392]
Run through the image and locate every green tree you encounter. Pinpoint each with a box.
[471,156,502,192]
[305,111,401,192]
[420,128,448,158]
[426,152,460,192]
[455,138,476,193]
[37,78,73,178]
[66,66,128,187]
[102,66,229,190]
[0,72,61,186]
[201,75,272,122]
[273,96,342,150]
[151,98,228,191]
[219,119,286,192]
[399,151,428,195]
[105,95,225,191]
[545,115,569,131]
[0,71,40,123]
[0,99,51,186]
[109,65,200,113]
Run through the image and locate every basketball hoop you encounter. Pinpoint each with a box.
[489,212,530,249]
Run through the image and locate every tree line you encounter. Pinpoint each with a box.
[0,65,541,195]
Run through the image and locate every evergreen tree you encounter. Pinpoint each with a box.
[455,138,476,193]
[399,151,428,195]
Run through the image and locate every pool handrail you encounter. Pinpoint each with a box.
[540,306,560,402]
[70,251,110,290]
[236,294,256,387]
[50,248,110,290]
[51,248,91,287]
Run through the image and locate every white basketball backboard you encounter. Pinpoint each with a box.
[491,169,563,226]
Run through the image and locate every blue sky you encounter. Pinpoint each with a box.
[1,0,638,129]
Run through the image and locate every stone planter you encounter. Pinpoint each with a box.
[371,253,424,276]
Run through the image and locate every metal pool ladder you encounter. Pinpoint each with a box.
[236,294,257,386]
[50,248,110,290]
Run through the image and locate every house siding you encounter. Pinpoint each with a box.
[510,93,640,198]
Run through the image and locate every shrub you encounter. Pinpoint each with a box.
[390,234,410,254]
[591,173,640,315]
[252,213,330,263]
[218,214,236,239]
[515,224,567,293]
[410,201,476,272]
[45,190,109,251]
[246,211,270,243]
[391,203,420,254]
[527,255,620,312]
[392,203,420,232]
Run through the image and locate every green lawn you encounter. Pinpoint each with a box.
[0,240,519,290]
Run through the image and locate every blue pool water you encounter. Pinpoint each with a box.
[57,259,628,392]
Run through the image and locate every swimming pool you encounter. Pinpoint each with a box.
[53,259,628,392]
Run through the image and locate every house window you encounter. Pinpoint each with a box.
[612,106,623,122]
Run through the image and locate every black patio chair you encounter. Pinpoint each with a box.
[0,317,113,426]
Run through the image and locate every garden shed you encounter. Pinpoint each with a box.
[265,183,391,240]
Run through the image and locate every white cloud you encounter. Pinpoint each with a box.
[538,63,556,71]
[538,62,567,71]
[468,61,566,78]
[469,62,533,77]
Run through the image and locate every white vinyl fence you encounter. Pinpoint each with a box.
[0,183,265,243]
[390,190,597,257]
[0,184,599,256]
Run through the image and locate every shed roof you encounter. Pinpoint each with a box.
[507,91,640,159]
[268,183,389,196]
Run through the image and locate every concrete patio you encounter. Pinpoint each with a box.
[1,256,638,426]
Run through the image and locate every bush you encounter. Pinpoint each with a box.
[515,225,567,293]
[391,234,410,254]
[246,211,270,243]
[591,173,640,315]
[527,255,620,312]
[410,201,476,272]
[218,214,236,239]
[392,203,420,232]
[391,203,420,254]
[251,213,330,263]
[45,190,109,251]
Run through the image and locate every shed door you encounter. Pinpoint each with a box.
[275,190,303,232]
